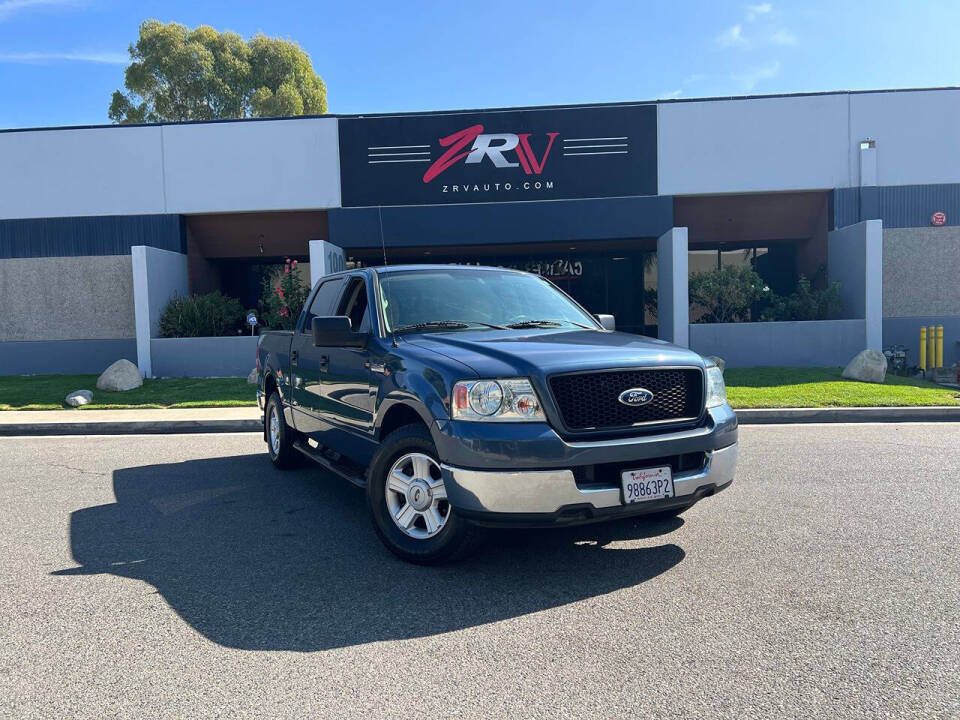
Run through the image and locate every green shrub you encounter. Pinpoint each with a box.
[761,275,842,321]
[643,287,658,321]
[159,292,245,338]
[689,265,769,323]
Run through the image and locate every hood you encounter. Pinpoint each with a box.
[402,328,706,378]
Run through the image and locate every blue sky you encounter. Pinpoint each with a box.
[0,0,957,128]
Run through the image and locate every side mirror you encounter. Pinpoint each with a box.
[595,314,616,331]
[312,316,368,348]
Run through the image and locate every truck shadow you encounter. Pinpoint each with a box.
[53,453,686,651]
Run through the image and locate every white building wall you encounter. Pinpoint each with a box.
[0,117,342,220]
[162,117,341,213]
[658,93,851,195]
[132,245,189,377]
[0,126,165,219]
[848,89,960,187]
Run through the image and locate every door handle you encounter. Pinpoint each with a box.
[319,355,329,372]
[365,361,387,374]
[291,350,299,365]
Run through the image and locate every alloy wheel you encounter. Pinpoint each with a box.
[269,405,281,456]
[385,452,450,539]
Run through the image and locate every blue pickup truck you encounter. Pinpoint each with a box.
[256,264,738,563]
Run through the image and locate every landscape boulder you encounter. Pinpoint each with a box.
[65,389,93,407]
[96,359,143,392]
[247,368,258,384]
[841,349,887,384]
[706,355,726,373]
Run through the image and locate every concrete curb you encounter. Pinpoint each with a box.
[735,406,960,424]
[0,419,261,436]
[1,406,959,436]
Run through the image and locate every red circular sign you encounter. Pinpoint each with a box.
[931,211,947,226]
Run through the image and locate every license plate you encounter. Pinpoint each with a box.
[621,465,673,504]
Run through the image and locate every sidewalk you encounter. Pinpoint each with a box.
[1,405,959,436]
[0,407,261,435]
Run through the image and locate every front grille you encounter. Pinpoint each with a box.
[549,368,703,431]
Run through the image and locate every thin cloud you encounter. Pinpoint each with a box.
[746,3,772,21]
[717,5,798,49]
[660,73,708,100]
[716,24,745,48]
[0,50,127,64]
[733,60,781,91]
[769,28,797,45]
[0,0,84,22]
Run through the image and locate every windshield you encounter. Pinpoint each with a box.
[377,268,599,333]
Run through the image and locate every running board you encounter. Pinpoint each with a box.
[292,440,366,488]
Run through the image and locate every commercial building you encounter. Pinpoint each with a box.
[1,87,959,376]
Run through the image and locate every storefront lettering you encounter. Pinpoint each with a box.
[442,180,554,194]
[502,258,584,280]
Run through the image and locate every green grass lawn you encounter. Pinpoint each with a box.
[2,367,958,411]
[725,367,960,408]
[0,375,257,410]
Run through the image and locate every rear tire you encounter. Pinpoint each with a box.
[265,392,302,470]
[366,424,478,564]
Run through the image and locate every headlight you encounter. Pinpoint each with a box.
[705,365,727,408]
[469,380,502,416]
[452,378,545,422]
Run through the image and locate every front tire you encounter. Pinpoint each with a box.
[366,424,477,564]
[265,392,301,469]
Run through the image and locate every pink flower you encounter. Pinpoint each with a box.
[279,307,290,317]
[292,260,298,267]
[284,266,290,274]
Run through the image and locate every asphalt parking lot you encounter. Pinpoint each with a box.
[1,424,957,719]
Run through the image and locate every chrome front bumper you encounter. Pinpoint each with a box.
[441,442,738,516]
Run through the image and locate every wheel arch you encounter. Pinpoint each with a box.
[376,400,433,441]
[263,372,279,401]
[262,372,280,441]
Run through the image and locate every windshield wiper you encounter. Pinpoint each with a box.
[464,321,507,329]
[393,320,506,333]
[394,321,470,333]
[505,319,591,329]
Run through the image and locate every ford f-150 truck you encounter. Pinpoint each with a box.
[257,264,738,563]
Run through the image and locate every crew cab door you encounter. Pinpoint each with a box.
[318,275,376,455]
[289,276,345,435]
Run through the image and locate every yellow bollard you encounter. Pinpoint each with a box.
[920,326,927,370]
[937,325,944,369]
[929,326,936,370]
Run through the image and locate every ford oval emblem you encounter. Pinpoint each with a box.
[618,387,655,406]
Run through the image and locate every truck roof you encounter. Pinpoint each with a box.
[370,264,527,275]
[311,264,533,285]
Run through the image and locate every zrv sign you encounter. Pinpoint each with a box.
[422,126,559,184]
[338,105,657,207]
